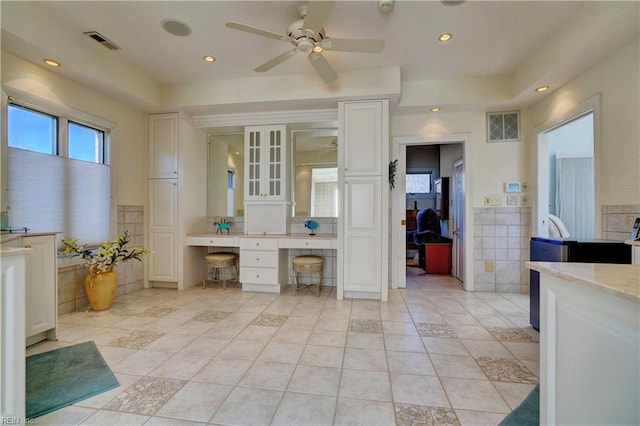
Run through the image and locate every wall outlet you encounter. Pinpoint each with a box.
[521,195,528,205]
[507,195,518,206]
[485,261,494,272]
[484,195,502,206]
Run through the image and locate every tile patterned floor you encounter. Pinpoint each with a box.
[29,267,539,425]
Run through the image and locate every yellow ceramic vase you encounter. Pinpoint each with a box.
[85,268,117,311]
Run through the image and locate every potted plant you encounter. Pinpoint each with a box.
[61,230,150,311]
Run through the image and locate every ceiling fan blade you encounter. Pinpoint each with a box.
[225,21,291,42]
[320,37,385,53]
[255,48,298,72]
[308,51,337,83]
[303,1,333,35]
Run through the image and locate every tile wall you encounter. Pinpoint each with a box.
[601,204,640,241]
[473,207,531,294]
[57,205,145,314]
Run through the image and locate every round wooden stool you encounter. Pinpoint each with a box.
[203,252,238,289]
[292,255,324,296]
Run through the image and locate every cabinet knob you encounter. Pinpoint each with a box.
[256,274,260,278]
[173,171,177,174]
[256,257,260,261]
[24,244,32,249]
[256,242,260,246]
[305,242,309,246]
[209,240,213,244]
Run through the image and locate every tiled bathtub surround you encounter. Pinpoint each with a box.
[473,207,531,293]
[57,205,146,314]
[28,268,539,426]
[602,204,640,241]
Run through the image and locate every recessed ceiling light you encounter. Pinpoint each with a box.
[43,59,61,67]
[161,18,192,37]
[438,33,453,43]
[431,107,441,112]
[203,55,216,63]
[535,85,550,92]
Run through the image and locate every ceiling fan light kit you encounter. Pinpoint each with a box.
[225,1,385,83]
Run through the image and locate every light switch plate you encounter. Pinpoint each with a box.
[484,196,502,206]
[507,195,518,206]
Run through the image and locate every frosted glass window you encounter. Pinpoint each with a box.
[7,101,110,246]
[406,173,432,194]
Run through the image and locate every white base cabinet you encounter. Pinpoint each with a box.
[239,238,282,293]
[1,248,29,419]
[1,233,57,346]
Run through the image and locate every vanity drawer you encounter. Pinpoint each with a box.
[240,238,278,251]
[239,250,279,268]
[278,238,333,249]
[187,235,238,247]
[240,267,278,284]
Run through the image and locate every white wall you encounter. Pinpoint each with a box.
[524,38,640,208]
[1,51,147,206]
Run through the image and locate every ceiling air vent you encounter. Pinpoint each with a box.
[83,31,121,51]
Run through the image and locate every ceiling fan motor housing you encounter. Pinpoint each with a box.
[288,19,325,46]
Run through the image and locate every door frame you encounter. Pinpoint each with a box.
[452,158,464,281]
[391,133,474,291]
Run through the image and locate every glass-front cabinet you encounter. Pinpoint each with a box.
[244,125,286,201]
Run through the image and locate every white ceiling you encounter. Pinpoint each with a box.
[1,1,638,117]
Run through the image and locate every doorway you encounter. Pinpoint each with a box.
[391,134,473,291]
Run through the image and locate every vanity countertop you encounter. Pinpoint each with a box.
[625,239,640,246]
[0,231,60,244]
[187,233,337,239]
[526,261,640,303]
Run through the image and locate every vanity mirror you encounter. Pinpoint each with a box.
[207,127,338,218]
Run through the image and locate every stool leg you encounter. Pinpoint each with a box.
[203,264,207,289]
[293,269,298,295]
[317,268,323,297]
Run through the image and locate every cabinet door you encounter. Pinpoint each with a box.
[149,113,178,178]
[148,179,178,281]
[21,235,56,338]
[342,177,382,293]
[340,101,385,176]
[244,125,286,200]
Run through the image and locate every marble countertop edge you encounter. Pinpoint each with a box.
[527,261,640,303]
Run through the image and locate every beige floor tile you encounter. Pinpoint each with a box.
[217,338,268,360]
[339,369,392,401]
[238,361,296,390]
[144,416,208,425]
[287,365,341,396]
[236,324,279,340]
[384,334,426,352]
[203,322,246,338]
[422,337,470,356]
[448,324,496,340]
[386,350,436,376]
[300,344,344,368]
[430,354,488,380]
[75,373,141,408]
[169,320,214,336]
[35,405,96,425]
[493,382,537,410]
[257,341,306,364]
[454,409,507,426]
[143,333,197,353]
[343,347,388,372]
[271,392,337,426]
[179,335,231,357]
[111,349,172,375]
[155,381,233,422]
[346,332,385,349]
[95,346,138,367]
[461,339,515,359]
[271,326,312,344]
[81,410,149,425]
[148,353,212,380]
[191,357,253,385]
[211,387,283,425]
[315,317,350,332]
[308,330,348,347]
[440,377,511,413]
[502,341,540,361]
[382,320,418,335]
[390,373,450,407]
[334,398,396,426]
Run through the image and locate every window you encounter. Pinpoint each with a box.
[310,167,338,217]
[406,173,432,194]
[7,101,111,246]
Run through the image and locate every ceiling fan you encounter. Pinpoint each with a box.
[225,1,385,83]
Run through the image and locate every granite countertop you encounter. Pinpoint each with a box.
[526,261,640,303]
[625,239,640,246]
[0,247,33,256]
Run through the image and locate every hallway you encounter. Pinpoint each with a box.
[29,271,539,425]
